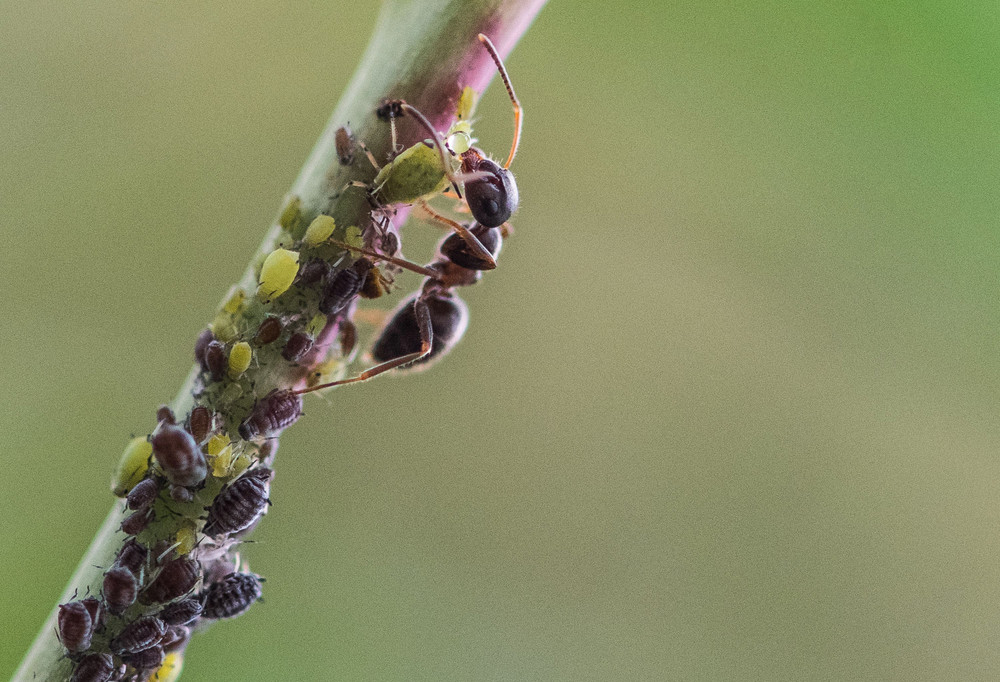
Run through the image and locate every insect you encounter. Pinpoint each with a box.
[150,423,207,488]
[158,597,203,626]
[140,556,200,605]
[103,564,139,615]
[200,572,263,619]
[69,653,115,682]
[237,388,303,441]
[57,600,93,653]
[126,478,159,511]
[359,34,521,265]
[110,615,166,656]
[202,467,272,537]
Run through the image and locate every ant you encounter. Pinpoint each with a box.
[354,33,521,270]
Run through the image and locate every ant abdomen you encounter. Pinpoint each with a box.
[462,154,518,228]
[439,223,502,271]
[372,292,468,367]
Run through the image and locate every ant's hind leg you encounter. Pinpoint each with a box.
[418,201,497,270]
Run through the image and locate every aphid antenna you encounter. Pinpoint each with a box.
[477,33,522,169]
[156,542,183,565]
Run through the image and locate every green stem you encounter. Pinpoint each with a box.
[13,0,545,679]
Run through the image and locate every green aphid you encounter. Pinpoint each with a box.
[112,437,152,497]
[371,140,456,206]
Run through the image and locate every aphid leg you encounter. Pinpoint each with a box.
[357,139,381,172]
[478,33,522,169]
[296,299,433,392]
[418,201,497,269]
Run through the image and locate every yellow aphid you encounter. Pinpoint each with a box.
[306,355,347,393]
[210,311,237,343]
[279,195,303,231]
[175,524,198,555]
[112,437,152,497]
[344,225,363,251]
[151,652,183,682]
[204,434,229,457]
[276,230,296,249]
[457,86,477,120]
[228,341,252,378]
[257,248,300,303]
[210,444,235,478]
[229,452,252,479]
[306,313,328,338]
[222,288,246,315]
[304,215,336,246]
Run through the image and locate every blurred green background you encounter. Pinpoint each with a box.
[2,1,999,679]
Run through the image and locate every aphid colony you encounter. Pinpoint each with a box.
[66,33,521,681]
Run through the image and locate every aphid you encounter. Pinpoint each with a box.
[159,597,203,626]
[174,523,198,555]
[156,406,176,425]
[238,389,302,441]
[159,624,190,652]
[194,329,214,372]
[202,468,272,537]
[258,438,279,467]
[187,406,212,444]
[151,652,184,682]
[303,215,337,246]
[112,437,153,498]
[296,259,332,287]
[281,332,313,363]
[80,596,105,633]
[126,478,160,511]
[253,316,283,346]
[151,423,207,488]
[58,600,93,653]
[169,484,195,503]
[228,341,253,379]
[123,644,165,670]
[203,340,227,382]
[120,508,153,536]
[140,557,200,605]
[115,538,148,577]
[110,615,166,655]
[257,248,300,303]
[365,34,521,257]
[70,653,115,682]
[359,263,391,299]
[102,565,138,615]
[319,259,370,315]
[335,125,355,165]
[200,572,263,619]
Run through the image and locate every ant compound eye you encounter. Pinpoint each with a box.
[465,158,518,228]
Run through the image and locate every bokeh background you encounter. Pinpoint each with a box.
[2,1,998,679]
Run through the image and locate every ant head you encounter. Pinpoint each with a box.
[463,154,518,228]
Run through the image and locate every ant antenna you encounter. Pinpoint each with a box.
[477,33,522,169]
[399,103,464,198]
[327,239,441,279]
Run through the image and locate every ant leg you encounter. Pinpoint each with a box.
[327,239,441,279]
[478,33,522,169]
[357,139,381,172]
[297,298,433,391]
[418,201,497,270]
[398,103,463,197]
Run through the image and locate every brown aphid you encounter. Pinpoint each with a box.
[57,601,93,653]
[203,340,227,382]
[169,484,195,503]
[201,572,263,619]
[122,644,164,670]
[80,596,105,633]
[253,316,283,346]
[338,319,358,358]
[151,423,206,488]
[335,125,355,165]
[202,468,273,537]
[126,478,159,511]
[318,260,368,316]
[70,653,115,682]
[194,329,214,372]
[281,332,313,363]
[115,538,148,577]
[159,597,203,626]
[103,565,138,615]
[140,557,200,605]
[258,438,279,467]
[159,624,190,652]
[110,616,166,655]
[120,508,153,536]
[187,406,212,444]
[238,389,302,441]
[296,259,331,287]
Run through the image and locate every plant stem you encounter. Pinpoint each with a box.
[13,0,545,679]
